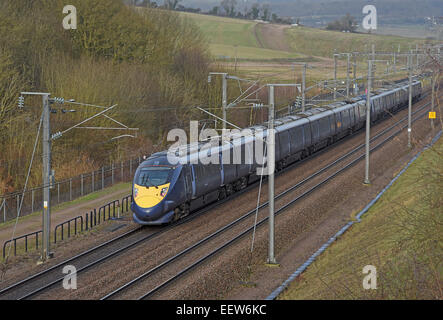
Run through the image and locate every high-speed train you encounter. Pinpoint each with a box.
[131,80,422,225]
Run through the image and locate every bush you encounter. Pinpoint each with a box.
[0,0,211,192]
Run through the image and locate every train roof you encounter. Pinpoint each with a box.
[275,117,309,132]
[143,78,421,165]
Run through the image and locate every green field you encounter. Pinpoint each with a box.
[180,12,302,61]
[279,138,442,300]
[181,13,259,48]
[371,24,440,40]
[181,12,430,61]
[285,26,429,58]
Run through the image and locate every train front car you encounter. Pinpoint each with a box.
[131,153,185,225]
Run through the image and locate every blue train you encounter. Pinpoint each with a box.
[131,80,422,225]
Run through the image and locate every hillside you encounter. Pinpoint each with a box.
[284,26,429,57]
[182,0,443,27]
[180,12,303,61]
[181,12,429,61]
[0,1,211,194]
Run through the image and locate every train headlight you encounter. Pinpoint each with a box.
[160,187,168,197]
[134,187,139,198]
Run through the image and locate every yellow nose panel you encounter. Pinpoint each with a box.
[134,183,170,208]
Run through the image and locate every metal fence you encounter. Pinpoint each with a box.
[0,157,143,223]
[3,194,133,259]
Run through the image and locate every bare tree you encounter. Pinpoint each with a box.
[250,3,260,19]
[221,0,237,17]
[164,0,182,10]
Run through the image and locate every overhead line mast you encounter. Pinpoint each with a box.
[17,93,138,262]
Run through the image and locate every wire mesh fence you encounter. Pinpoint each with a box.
[0,156,143,223]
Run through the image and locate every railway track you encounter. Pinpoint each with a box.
[0,115,367,299]
[0,94,434,300]
[0,178,271,300]
[99,99,435,300]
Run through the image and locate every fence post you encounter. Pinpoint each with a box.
[81,174,84,196]
[57,183,60,204]
[69,178,72,201]
[92,170,95,193]
[121,161,124,181]
[101,167,104,189]
[138,156,141,165]
[111,163,114,185]
[16,194,19,216]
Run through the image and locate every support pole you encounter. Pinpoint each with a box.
[353,53,357,95]
[267,85,276,265]
[222,74,227,130]
[333,54,337,100]
[431,72,435,131]
[302,64,306,112]
[393,51,396,74]
[416,44,419,70]
[364,60,372,185]
[408,52,412,148]
[346,53,350,98]
[42,94,51,260]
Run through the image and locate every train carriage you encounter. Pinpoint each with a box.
[275,116,311,166]
[131,79,423,225]
[332,103,354,140]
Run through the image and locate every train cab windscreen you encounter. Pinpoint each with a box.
[136,166,172,187]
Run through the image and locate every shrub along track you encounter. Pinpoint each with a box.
[23,93,436,300]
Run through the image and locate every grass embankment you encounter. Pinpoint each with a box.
[285,26,428,58]
[279,138,443,300]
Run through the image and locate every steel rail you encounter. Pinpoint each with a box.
[6,143,317,300]
[137,103,434,300]
[102,99,433,300]
[10,184,262,300]
[0,227,141,296]
[4,91,433,300]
